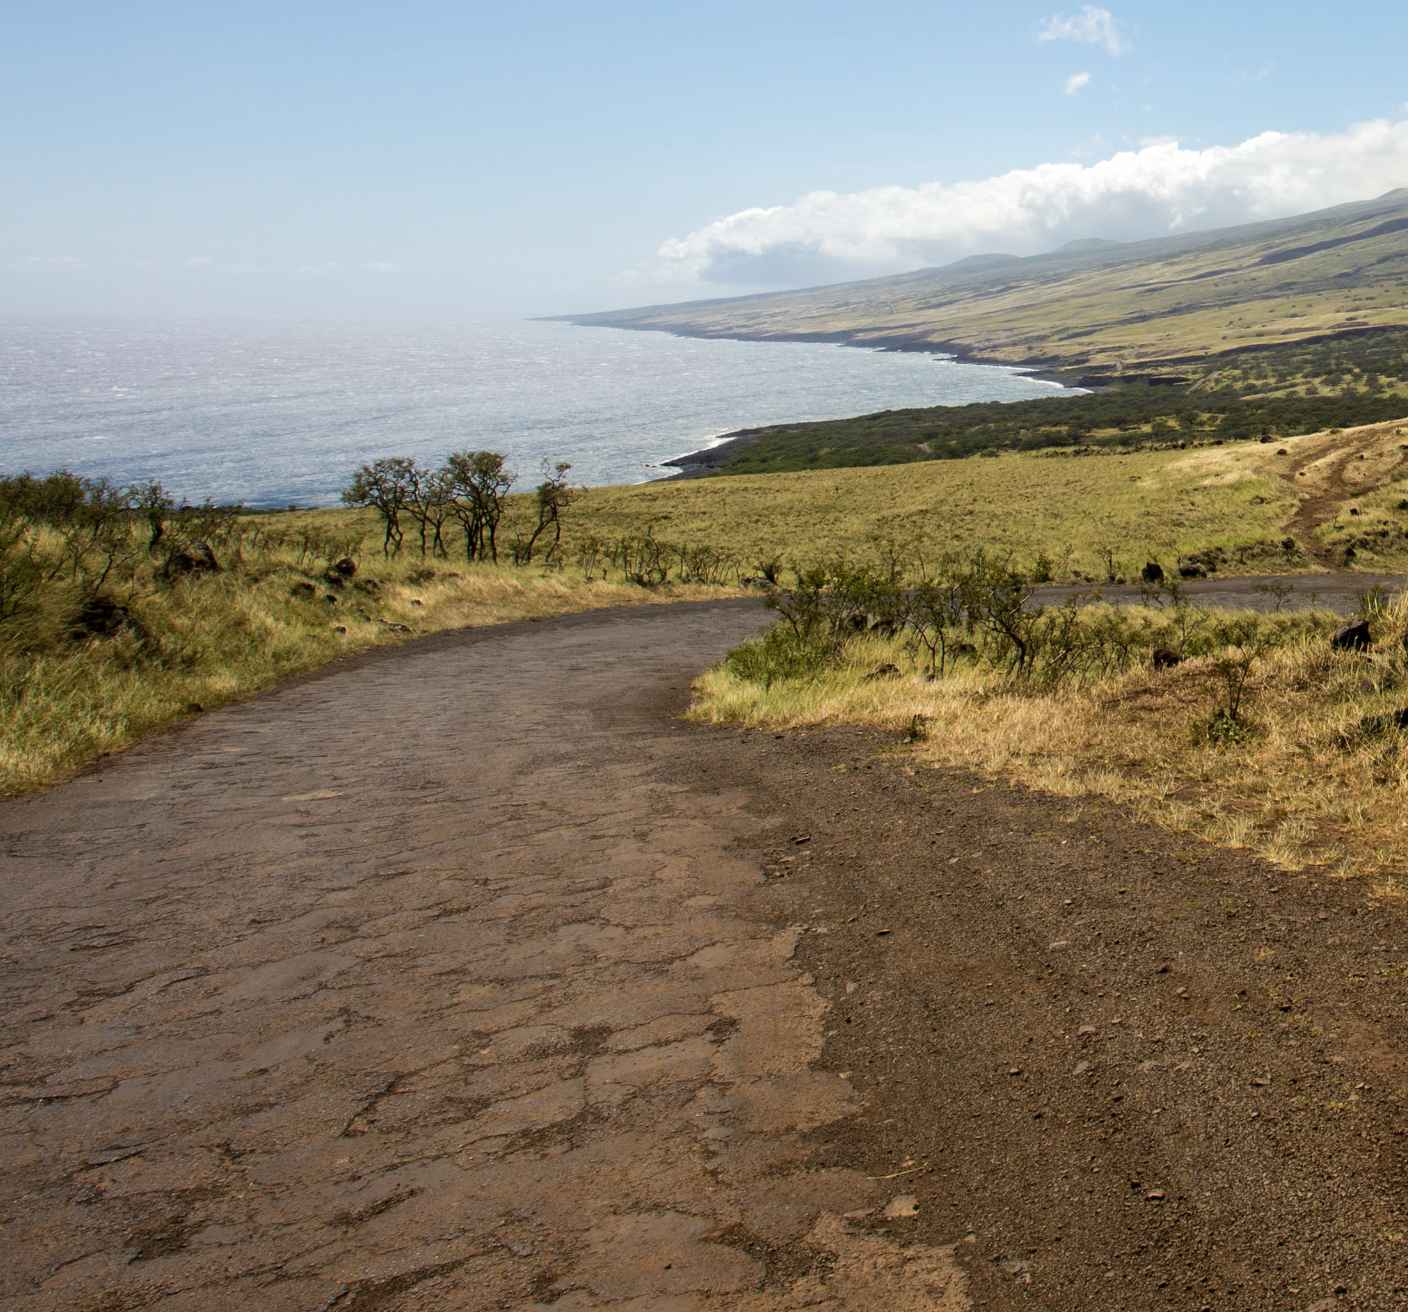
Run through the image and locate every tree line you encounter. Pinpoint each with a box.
[342,453,575,564]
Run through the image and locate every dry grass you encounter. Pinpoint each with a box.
[1,539,736,796]
[690,602,1408,883]
[272,422,1408,581]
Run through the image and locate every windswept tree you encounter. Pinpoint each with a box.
[342,457,416,556]
[445,450,514,563]
[515,462,576,565]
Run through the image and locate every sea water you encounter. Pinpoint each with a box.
[0,315,1069,507]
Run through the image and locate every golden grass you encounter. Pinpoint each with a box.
[0,547,736,796]
[559,446,1292,574]
[689,605,1408,882]
[278,420,1408,584]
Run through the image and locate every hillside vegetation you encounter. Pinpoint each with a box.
[563,188,1408,376]
[667,329,1408,475]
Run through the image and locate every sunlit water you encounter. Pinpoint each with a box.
[0,315,1070,507]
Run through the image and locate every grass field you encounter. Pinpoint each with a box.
[690,598,1408,888]
[283,419,1408,580]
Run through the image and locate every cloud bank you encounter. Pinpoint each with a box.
[657,118,1408,287]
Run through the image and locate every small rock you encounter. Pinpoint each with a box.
[1077,1024,1097,1038]
[1146,1189,1167,1202]
[1073,1061,1091,1076]
[882,1195,920,1219]
[1331,620,1371,652]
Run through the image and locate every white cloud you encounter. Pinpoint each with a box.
[656,116,1408,286]
[1039,6,1127,57]
[1065,71,1092,95]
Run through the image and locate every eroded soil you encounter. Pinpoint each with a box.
[4,600,1408,1309]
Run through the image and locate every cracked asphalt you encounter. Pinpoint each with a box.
[0,600,968,1311]
[8,596,1408,1310]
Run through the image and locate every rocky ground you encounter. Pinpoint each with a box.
[3,599,1407,1310]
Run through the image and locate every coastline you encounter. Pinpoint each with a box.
[559,320,1087,478]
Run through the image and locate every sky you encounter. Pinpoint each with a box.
[6,0,1408,320]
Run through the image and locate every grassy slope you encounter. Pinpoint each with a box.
[565,190,1408,374]
[303,420,1408,581]
[566,445,1296,574]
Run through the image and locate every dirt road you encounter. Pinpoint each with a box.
[5,600,1408,1310]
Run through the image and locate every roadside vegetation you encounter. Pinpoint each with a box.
[690,549,1408,885]
[0,460,743,794]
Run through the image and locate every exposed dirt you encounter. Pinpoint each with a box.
[1277,426,1408,565]
[5,600,1408,1309]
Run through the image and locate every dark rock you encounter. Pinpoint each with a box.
[1356,708,1408,737]
[330,557,358,578]
[322,572,346,590]
[1141,561,1165,584]
[1151,647,1183,671]
[1331,619,1371,652]
[863,663,902,682]
[70,595,139,640]
[1276,448,1288,455]
[157,541,220,583]
[290,581,317,599]
[1258,435,1272,444]
[1349,507,1361,517]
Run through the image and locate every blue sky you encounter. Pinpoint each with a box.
[6,1,1408,318]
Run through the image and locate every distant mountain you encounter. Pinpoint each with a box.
[560,188,1408,376]
[1055,237,1124,254]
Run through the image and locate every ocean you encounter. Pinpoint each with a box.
[0,315,1069,507]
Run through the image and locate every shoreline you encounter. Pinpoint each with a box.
[552,319,1092,478]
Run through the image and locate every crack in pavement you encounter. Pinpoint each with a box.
[1,600,966,1311]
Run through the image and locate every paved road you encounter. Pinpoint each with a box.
[1031,571,1406,613]
[0,601,969,1312]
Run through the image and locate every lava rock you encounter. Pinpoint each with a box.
[1332,619,1371,652]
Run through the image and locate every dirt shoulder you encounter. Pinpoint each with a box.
[707,724,1408,1310]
